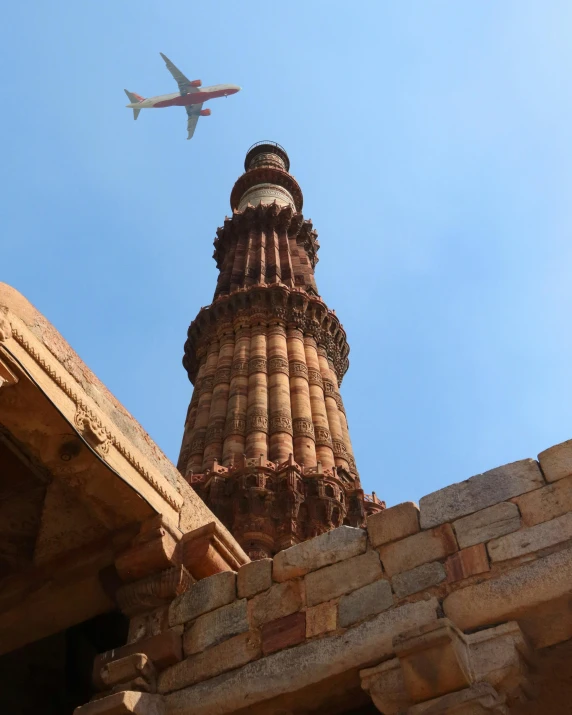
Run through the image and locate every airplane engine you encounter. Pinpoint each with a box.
[190,79,202,87]
[200,109,211,116]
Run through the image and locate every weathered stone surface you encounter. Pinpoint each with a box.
[394,619,472,704]
[183,599,248,655]
[305,550,382,607]
[538,439,572,483]
[408,682,506,714]
[419,459,544,529]
[93,631,182,690]
[338,579,393,627]
[378,524,457,577]
[248,579,304,627]
[261,611,306,655]
[74,691,165,715]
[443,544,572,630]
[306,601,337,638]
[166,599,439,715]
[392,562,446,598]
[453,502,521,549]
[445,544,490,583]
[100,654,155,689]
[237,558,272,599]
[513,476,572,527]
[115,531,179,584]
[168,571,236,627]
[467,621,532,693]
[366,502,420,548]
[360,658,408,715]
[487,512,572,562]
[157,631,261,694]
[272,526,366,582]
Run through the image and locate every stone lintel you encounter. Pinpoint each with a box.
[180,521,249,579]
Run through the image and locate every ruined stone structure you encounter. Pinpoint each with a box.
[177,142,384,559]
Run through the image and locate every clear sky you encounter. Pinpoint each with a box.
[3,2,572,507]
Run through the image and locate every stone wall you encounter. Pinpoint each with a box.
[78,437,572,714]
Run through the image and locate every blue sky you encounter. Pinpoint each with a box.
[2,2,572,506]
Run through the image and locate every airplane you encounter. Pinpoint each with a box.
[124,53,241,140]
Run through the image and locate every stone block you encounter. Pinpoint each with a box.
[367,502,420,548]
[392,562,446,599]
[407,683,507,714]
[157,631,261,694]
[248,579,304,627]
[453,502,521,549]
[272,526,366,582]
[73,691,164,715]
[165,599,439,715]
[168,571,236,627]
[93,631,182,691]
[419,459,544,529]
[306,601,337,638]
[117,567,192,617]
[513,475,572,527]
[261,611,306,655]
[183,599,248,655]
[100,654,155,689]
[394,619,472,704]
[538,439,572,483]
[378,524,457,577]
[305,550,382,607]
[128,608,169,644]
[237,558,272,599]
[443,543,572,630]
[445,544,490,583]
[338,579,393,627]
[360,658,408,715]
[115,532,179,583]
[487,511,572,562]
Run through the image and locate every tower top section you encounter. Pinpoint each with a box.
[230,140,303,212]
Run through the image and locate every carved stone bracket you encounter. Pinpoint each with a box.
[180,521,249,580]
[360,619,533,714]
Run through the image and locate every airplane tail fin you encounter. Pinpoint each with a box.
[124,89,144,120]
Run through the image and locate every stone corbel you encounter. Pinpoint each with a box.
[360,618,533,714]
[100,653,157,694]
[0,357,18,388]
[180,521,249,579]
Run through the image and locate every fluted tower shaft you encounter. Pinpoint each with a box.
[178,142,384,559]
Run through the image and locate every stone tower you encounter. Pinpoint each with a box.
[177,142,384,559]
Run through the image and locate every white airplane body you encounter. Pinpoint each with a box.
[125,54,241,140]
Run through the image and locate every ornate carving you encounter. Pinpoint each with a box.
[231,360,249,377]
[247,408,268,433]
[332,440,348,458]
[189,429,206,456]
[205,420,225,445]
[268,356,289,375]
[200,375,214,393]
[323,379,336,396]
[74,407,110,454]
[307,367,323,387]
[334,393,345,411]
[248,357,267,374]
[223,415,247,438]
[214,368,231,385]
[0,316,12,342]
[289,360,308,379]
[269,413,293,435]
[116,566,192,616]
[314,426,333,447]
[292,417,315,439]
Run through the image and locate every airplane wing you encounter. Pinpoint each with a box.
[160,53,200,95]
[185,104,203,140]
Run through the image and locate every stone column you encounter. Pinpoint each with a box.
[245,323,268,460]
[176,386,200,473]
[287,326,316,467]
[202,328,234,470]
[317,346,350,471]
[304,335,335,469]
[187,340,219,472]
[327,358,358,476]
[222,324,250,465]
[267,322,293,463]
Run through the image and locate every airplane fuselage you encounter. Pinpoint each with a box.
[126,84,240,110]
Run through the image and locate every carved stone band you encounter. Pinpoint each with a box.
[269,414,293,435]
[314,426,333,447]
[292,417,315,439]
[189,429,206,456]
[248,357,268,375]
[289,361,308,379]
[268,357,289,376]
[223,416,247,438]
[200,375,215,394]
[247,408,269,433]
[231,360,249,377]
[307,368,323,387]
[214,368,231,385]
[205,419,225,445]
[332,440,348,458]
